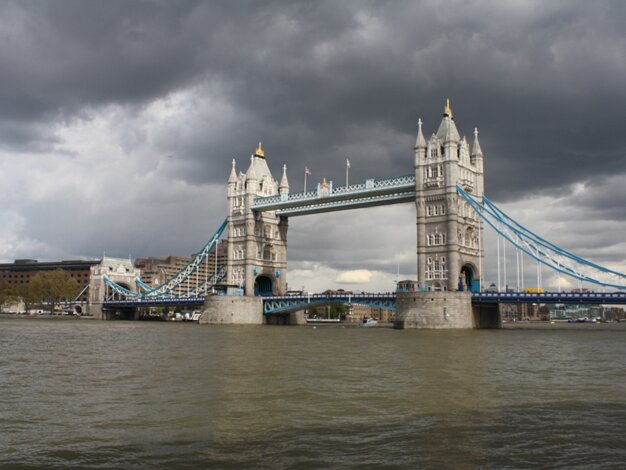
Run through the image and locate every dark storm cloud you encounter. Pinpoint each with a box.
[3,1,625,193]
[1,0,626,281]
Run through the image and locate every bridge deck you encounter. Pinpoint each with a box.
[263,291,626,314]
[252,174,416,216]
[473,291,626,304]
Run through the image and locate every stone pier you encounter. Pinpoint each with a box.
[394,291,474,329]
[199,296,264,325]
[394,291,502,329]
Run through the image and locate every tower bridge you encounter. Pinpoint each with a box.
[98,100,626,328]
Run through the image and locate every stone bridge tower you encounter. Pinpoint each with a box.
[414,100,484,292]
[226,143,288,296]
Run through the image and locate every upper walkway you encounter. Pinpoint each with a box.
[252,174,416,216]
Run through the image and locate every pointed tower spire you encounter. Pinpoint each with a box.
[254,142,265,158]
[245,154,257,181]
[443,98,453,118]
[436,98,460,143]
[415,118,427,149]
[279,164,289,196]
[228,158,237,183]
[471,127,483,157]
[279,164,289,190]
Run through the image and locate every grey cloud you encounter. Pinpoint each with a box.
[1,0,626,286]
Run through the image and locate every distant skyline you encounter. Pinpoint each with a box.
[1,1,625,292]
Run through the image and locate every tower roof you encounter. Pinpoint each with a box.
[279,164,289,190]
[471,127,483,157]
[254,142,265,158]
[245,155,257,181]
[415,118,427,149]
[436,99,460,143]
[228,159,237,183]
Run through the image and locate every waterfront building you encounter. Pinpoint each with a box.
[134,241,228,296]
[0,259,99,302]
[346,304,394,323]
[134,255,193,292]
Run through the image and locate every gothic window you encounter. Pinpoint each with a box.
[465,227,474,248]
[430,147,438,159]
[433,206,438,216]
[431,166,439,178]
[440,205,446,215]
[427,206,432,216]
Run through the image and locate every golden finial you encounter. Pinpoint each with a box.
[443,98,453,118]
[254,141,265,158]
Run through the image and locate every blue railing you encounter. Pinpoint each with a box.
[252,174,416,212]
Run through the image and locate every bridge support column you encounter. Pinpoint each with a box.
[85,302,104,320]
[472,303,501,329]
[199,296,263,325]
[394,291,476,329]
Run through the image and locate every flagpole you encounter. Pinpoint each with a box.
[304,169,307,192]
[346,162,348,186]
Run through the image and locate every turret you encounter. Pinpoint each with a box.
[471,127,484,195]
[414,118,427,167]
[279,164,289,196]
[245,154,257,190]
[471,128,483,159]
[228,159,237,195]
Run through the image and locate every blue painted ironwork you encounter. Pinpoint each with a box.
[456,185,626,290]
[103,219,228,302]
[141,219,227,298]
[264,290,626,314]
[263,293,397,314]
[473,291,626,305]
[103,298,205,308]
[253,174,416,216]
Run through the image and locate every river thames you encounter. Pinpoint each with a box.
[1,319,625,469]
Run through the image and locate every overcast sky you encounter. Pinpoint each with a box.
[1,0,625,292]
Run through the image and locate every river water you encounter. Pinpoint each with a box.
[1,319,625,469]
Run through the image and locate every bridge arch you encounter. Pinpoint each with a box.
[254,275,274,296]
[459,263,478,293]
[111,282,132,300]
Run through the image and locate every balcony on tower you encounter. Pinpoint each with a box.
[458,176,474,192]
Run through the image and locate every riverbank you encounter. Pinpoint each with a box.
[0,313,96,320]
[503,320,626,331]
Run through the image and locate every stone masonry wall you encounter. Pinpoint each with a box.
[394,291,474,329]
[199,296,264,325]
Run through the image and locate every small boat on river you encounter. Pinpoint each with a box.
[359,317,378,327]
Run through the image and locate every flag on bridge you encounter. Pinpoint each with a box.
[305,166,312,175]
[346,159,351,169]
